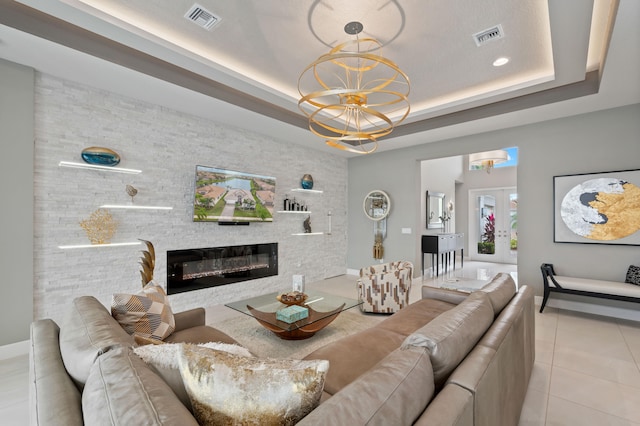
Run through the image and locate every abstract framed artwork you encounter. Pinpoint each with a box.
[554,169,640,245]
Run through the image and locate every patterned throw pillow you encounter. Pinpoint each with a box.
[178,345,328,425]
[112,282,175,341]
[625,265,640,285]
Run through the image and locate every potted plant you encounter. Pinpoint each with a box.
[478,213,496,254]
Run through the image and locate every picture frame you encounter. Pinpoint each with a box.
[426,191,445,229]
[553,168,640,245]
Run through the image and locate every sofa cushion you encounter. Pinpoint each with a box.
[82,346,198,426]
[112,282,175,341]
[178,345,328,425]
[30,319,83,426]
[377,297,456,336]
[59,296,135,390]
[164,325,238,345]
[298,346,435,425]
[304,327,406,395]
[480,273,517,315]
[401,291,494,388]
[414,384,474,426]
[133,342,253,410]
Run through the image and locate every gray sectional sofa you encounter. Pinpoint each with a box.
[29,296,236,426]
[29,273,534,425]
[300,273,535,425]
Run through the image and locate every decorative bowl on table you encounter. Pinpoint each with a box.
[277,291,308,306]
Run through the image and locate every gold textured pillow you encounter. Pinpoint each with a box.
[178,345,328,425]
[134,342,254,411]
[111,282,175,341]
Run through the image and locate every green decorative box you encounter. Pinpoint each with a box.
[276,305,309,323]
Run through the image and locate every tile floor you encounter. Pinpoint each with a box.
[1,261,639,425]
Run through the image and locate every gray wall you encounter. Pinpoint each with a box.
[0,59,34,345]
[348,103,640,299]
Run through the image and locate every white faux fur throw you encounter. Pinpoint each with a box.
[134,341,254,369]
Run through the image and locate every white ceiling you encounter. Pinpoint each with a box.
[0,0,638,156]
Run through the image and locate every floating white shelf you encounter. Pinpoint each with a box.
[100,204,173,210]
[291,232,324,236]
[277,210,312,214]
[58,241,142,249]
[290,188,323,194]
[59,161,142,174]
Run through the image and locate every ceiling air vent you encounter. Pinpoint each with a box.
[184,3,221,31]
[472,24,504,46]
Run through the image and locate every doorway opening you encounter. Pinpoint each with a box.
[419,147,518,276]
[469,188,517,264]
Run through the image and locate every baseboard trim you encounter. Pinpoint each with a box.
[535,296,640,322]
[346,268,359,276]
[0,340,29,360]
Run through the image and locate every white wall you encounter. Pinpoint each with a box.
[0,59,34,345]
[33,74,348,326]
[348,103,640,309]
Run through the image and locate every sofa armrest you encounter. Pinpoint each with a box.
[422,286,468,305]
[173,308,205,332]
[30,319,83,426]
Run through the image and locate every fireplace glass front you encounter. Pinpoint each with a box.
[167,243,278,295]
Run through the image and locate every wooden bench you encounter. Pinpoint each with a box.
[539,263,640,313]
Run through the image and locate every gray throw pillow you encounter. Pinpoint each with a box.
[59,296,135,390]
[401,291,494,388]
[82,346,198,425]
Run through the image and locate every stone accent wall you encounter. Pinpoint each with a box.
[33,74,347,324]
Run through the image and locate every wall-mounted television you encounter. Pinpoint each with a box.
[193,165,276,223]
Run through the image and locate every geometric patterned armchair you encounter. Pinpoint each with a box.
[356,261,413,313]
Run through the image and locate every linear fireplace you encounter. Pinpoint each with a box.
[166,243,278,295]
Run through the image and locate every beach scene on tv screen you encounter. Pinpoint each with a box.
[193,165,275,222]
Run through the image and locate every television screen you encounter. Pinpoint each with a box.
[193,165,276,223]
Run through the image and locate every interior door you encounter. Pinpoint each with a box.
[469,188,517,264]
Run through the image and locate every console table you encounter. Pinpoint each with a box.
[421,233,464,277]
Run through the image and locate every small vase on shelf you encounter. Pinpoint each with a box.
[301,174,314,190]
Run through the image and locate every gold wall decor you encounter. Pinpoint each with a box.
[79,208,117,244]
[139,239,155,287]
[126,184,138,202]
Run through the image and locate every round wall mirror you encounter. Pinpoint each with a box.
[363,190,391,221]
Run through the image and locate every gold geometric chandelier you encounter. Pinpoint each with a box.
[298,21,410,154]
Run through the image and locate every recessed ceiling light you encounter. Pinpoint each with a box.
[493,57,510,67]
